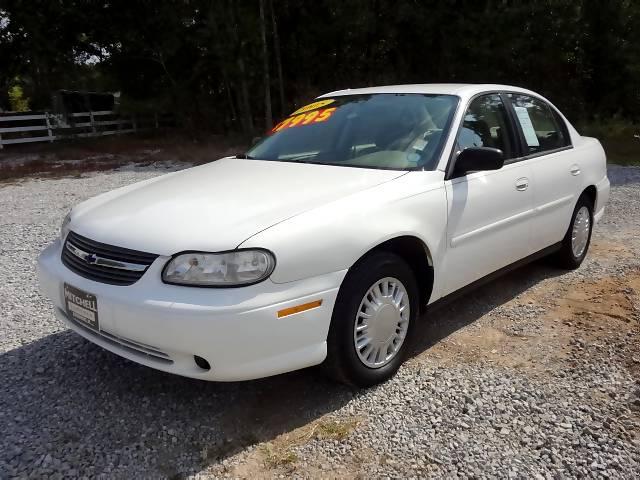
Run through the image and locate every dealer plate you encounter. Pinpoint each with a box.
[63,283,99,331]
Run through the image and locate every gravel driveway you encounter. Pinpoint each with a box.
[1,164,639,479]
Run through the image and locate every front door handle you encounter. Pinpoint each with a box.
[570,165,581,176]
[515,178,529,191]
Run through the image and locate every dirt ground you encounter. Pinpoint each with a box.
[425,240,639,373]
[0,133,243,181]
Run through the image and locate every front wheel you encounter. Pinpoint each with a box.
[553,194,594,269]
[323,252,418,387]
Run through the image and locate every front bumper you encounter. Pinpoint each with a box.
[37,240,345,381]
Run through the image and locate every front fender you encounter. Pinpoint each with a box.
[240,171,448,296]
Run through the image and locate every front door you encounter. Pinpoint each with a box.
[442,93,534,295]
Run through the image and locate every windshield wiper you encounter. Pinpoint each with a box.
[279,155,319,163]
[235,153,256,159]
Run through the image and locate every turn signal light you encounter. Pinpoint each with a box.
[277,299,323,318]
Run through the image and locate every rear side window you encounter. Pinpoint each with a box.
[507,94,570,155]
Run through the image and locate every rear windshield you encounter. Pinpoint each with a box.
[246,93,458,170]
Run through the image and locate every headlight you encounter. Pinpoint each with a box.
[60,212,72,240]
[162,249,276,287]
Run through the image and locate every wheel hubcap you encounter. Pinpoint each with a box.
[353,277,410,369]
[571,206,591,258]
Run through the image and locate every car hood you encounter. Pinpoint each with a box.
[70,158,407,255]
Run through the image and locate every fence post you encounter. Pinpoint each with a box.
[89,110,96,136]
[45,112,54,143]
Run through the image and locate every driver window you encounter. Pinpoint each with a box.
[457,94,514,159]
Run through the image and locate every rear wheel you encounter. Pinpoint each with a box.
[554,194,594,269]
[323,252,418,387]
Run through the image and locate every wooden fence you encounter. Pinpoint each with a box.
[0,111,171,149]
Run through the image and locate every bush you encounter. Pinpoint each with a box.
[8,85,30,112]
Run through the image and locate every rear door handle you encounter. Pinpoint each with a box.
[515,178,529,191]
[570,165,581,176]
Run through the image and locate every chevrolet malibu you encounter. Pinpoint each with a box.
[38,84,610,387]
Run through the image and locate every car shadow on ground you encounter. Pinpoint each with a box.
[0,259,565,478]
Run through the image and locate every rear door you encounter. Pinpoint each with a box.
[442,93,534,295]
[505,93,580,252]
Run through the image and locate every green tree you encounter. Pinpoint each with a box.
[1,0,639,130]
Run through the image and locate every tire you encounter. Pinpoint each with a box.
[323,251,419,387]
[553,193,594,270]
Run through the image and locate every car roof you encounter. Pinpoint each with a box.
[318,83,538,99]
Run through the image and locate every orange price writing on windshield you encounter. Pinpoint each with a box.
[272,108,337,133]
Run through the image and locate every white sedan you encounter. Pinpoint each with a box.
[38,84,610,387]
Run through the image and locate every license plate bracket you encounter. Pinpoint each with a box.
[63,283,99,331]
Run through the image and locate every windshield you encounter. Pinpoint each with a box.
[246,93,458,170]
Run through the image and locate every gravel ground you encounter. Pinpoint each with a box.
[0,164,639,479]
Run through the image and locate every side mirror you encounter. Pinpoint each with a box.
[452,147,504,178]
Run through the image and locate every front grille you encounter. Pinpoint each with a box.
[61,308,173,364]
[62,231,159,286]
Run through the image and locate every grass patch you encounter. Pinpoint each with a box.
[600,137,639,166]
[314,418,360,441]
[261,444,299,468]
[256,416,361,471]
